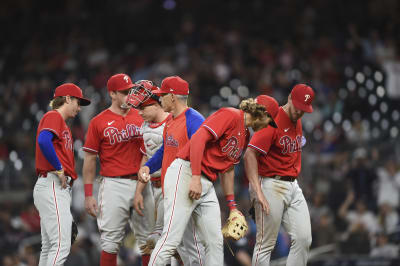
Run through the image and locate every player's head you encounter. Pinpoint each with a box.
[107,73,134,109]
[287,84,315,122]
[126,80,160,108]
[152,76,189,112]
[240,95,279,131]
[127,80,163,121]
[50,83,91,118]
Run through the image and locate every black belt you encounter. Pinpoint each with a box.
[269,175,296,182]
[116,174,138,180]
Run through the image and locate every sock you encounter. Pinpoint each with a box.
[142,254,150,266]
[100,250,117,266]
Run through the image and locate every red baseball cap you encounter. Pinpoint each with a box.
[255,95,279,128]
[291,84,315,113]
[107,74,134,92]
[53,83,91,106]
[152,76,189,96]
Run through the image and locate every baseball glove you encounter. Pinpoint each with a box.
[140,239,156,255]
[71,220,78,245]
[222,209,248,241]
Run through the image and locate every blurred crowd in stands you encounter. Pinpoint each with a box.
[1,0,400,265]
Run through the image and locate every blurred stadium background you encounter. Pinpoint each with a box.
[1,0,400,265]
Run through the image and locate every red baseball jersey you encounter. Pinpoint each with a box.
[35,110,77,179]
[248,107,303,177]
[178,108,249,181]
[83,108,144,177]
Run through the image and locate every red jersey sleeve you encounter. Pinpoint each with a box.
[83,120,101,154]
[248,127,276,155]
[39,111,64,138]
[202,109,236,140]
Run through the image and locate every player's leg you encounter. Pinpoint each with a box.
[180,216,204,266]
[34,174,73,266]
[130,181,155,265]
[150,186,164,242]
[252,178,286,266]
[281,181,312,266]
[149,159,196,265]
[97,177,136,266]
[192,176,223,266]
[34,177,50,266]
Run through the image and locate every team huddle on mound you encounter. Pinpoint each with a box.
[34,73,315,266]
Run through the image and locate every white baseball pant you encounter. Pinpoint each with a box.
[149,159,223,266]
[33,173,73,266]
[252,178,312,266]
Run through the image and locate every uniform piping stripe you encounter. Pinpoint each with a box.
[192,218,203,266]
[248,144,268,155]
[52,181,61,266]
[254,178,264,265]
[151,163,183,266]
[82,147,98,153]
[203,125,218,139]
[41,128,59,138]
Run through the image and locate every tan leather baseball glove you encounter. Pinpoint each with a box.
[222,209,248,241]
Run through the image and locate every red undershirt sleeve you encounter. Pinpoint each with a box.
[190,127,214,175]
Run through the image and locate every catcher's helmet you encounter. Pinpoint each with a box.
[126,80,159,108]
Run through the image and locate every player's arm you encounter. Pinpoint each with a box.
[37,130,67,188]
[134,154,149,215]
[220,167,238,210]
[244,147,270,214]
[187,127,212,200]
[139,144,163,182]
[82,151,98,217]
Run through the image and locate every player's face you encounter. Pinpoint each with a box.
[67,96,81,118]
[138,104,158,122]
[115,89,131,110]
[160,93,173,112]
[288,99,305,122]
[249,114,272,131]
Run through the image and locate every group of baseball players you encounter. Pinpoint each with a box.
[34,72,315,266]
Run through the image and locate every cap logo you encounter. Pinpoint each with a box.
[124,75,129,83]
[170,88,174,91]
[304,94,311,102]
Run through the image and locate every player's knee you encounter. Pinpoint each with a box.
[293,234,312,250]
[205,234,223,251]
[101,241,120,254]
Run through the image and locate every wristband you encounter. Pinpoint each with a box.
[225,194,237,210]
[84,184,93,197]
[54,168,64,176]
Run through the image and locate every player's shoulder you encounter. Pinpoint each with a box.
[185,108,205,121]
[213,107,241,119]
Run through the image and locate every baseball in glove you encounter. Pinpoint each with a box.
[222,209,248,241]
[71,220,78,245]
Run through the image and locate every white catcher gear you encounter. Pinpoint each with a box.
[126,80,159,108]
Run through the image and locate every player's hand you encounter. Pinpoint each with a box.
[139,166,151,183]
[55,169,67,189]
[85,196,99,217]
[256,192,270,215]
[189,175,202,200]
[133,192,144,216]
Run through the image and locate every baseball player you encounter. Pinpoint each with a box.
[138,76,205,265]
[244,85,315,266]
[147,96,278,266]
[82,74,149,266]
[34,83,91,266]
[126,80,172,264]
